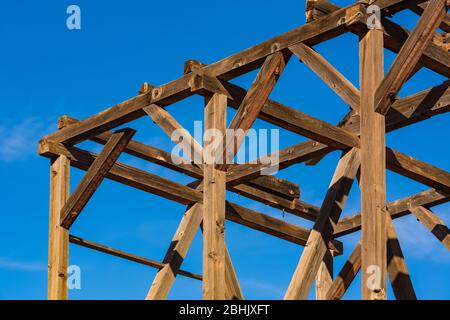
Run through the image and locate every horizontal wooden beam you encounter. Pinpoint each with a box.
[69,235,202,280]
[334,189,449,238]
[39,141,342,253]
[60,129,135,229]
[386,148,450,194]
[40,3,365,146]
[385,81,450,132]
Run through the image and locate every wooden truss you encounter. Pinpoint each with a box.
[39,0,450,300]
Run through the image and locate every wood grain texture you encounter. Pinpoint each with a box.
[48,155,70,300]
[360,28,387,300]
[315,250,334,300]
[203,93,227,300]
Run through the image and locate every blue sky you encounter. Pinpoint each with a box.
[0,0,449,300]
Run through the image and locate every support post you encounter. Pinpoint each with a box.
[203,93,228,300]
[48,155,70,300]
[359,28,387,300]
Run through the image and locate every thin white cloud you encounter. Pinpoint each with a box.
[0,118,54,162]
[0,257,47,272]
[241,279,285,298]
[393,213,450,264]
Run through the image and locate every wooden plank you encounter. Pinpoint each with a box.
[41,3,365,146]
[386,215,417,300]
[147,204,204,300]
[386,148,450,194]
[203,93,227,300]
[39,142,341,251]
[60,129,135,229]
[289,43,360,111]
[220,52,290,170]
[334,189,450,237]
[360,28,387,300]
[409,206,450,250]
[375,0,447,114]
[284,148,360,300]
[315,249,334,300]
[48,155,70,300]
[144,104,203,163]
[326,241,361,300]
[69,235,202,281]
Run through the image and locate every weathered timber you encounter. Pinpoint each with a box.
[48,155,70,300]
[203,93,227,300]
[409,205,450,250]
[60,129,135,229]
[360,27,387,300]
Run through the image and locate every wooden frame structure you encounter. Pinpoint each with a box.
[39,0,450,300]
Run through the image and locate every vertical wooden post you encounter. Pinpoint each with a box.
[315,250,333,300]
[48,155,70,300]
[203,93,227,300]
[359,28,387,300]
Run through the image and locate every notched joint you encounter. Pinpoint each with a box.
[188,72,233,100]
